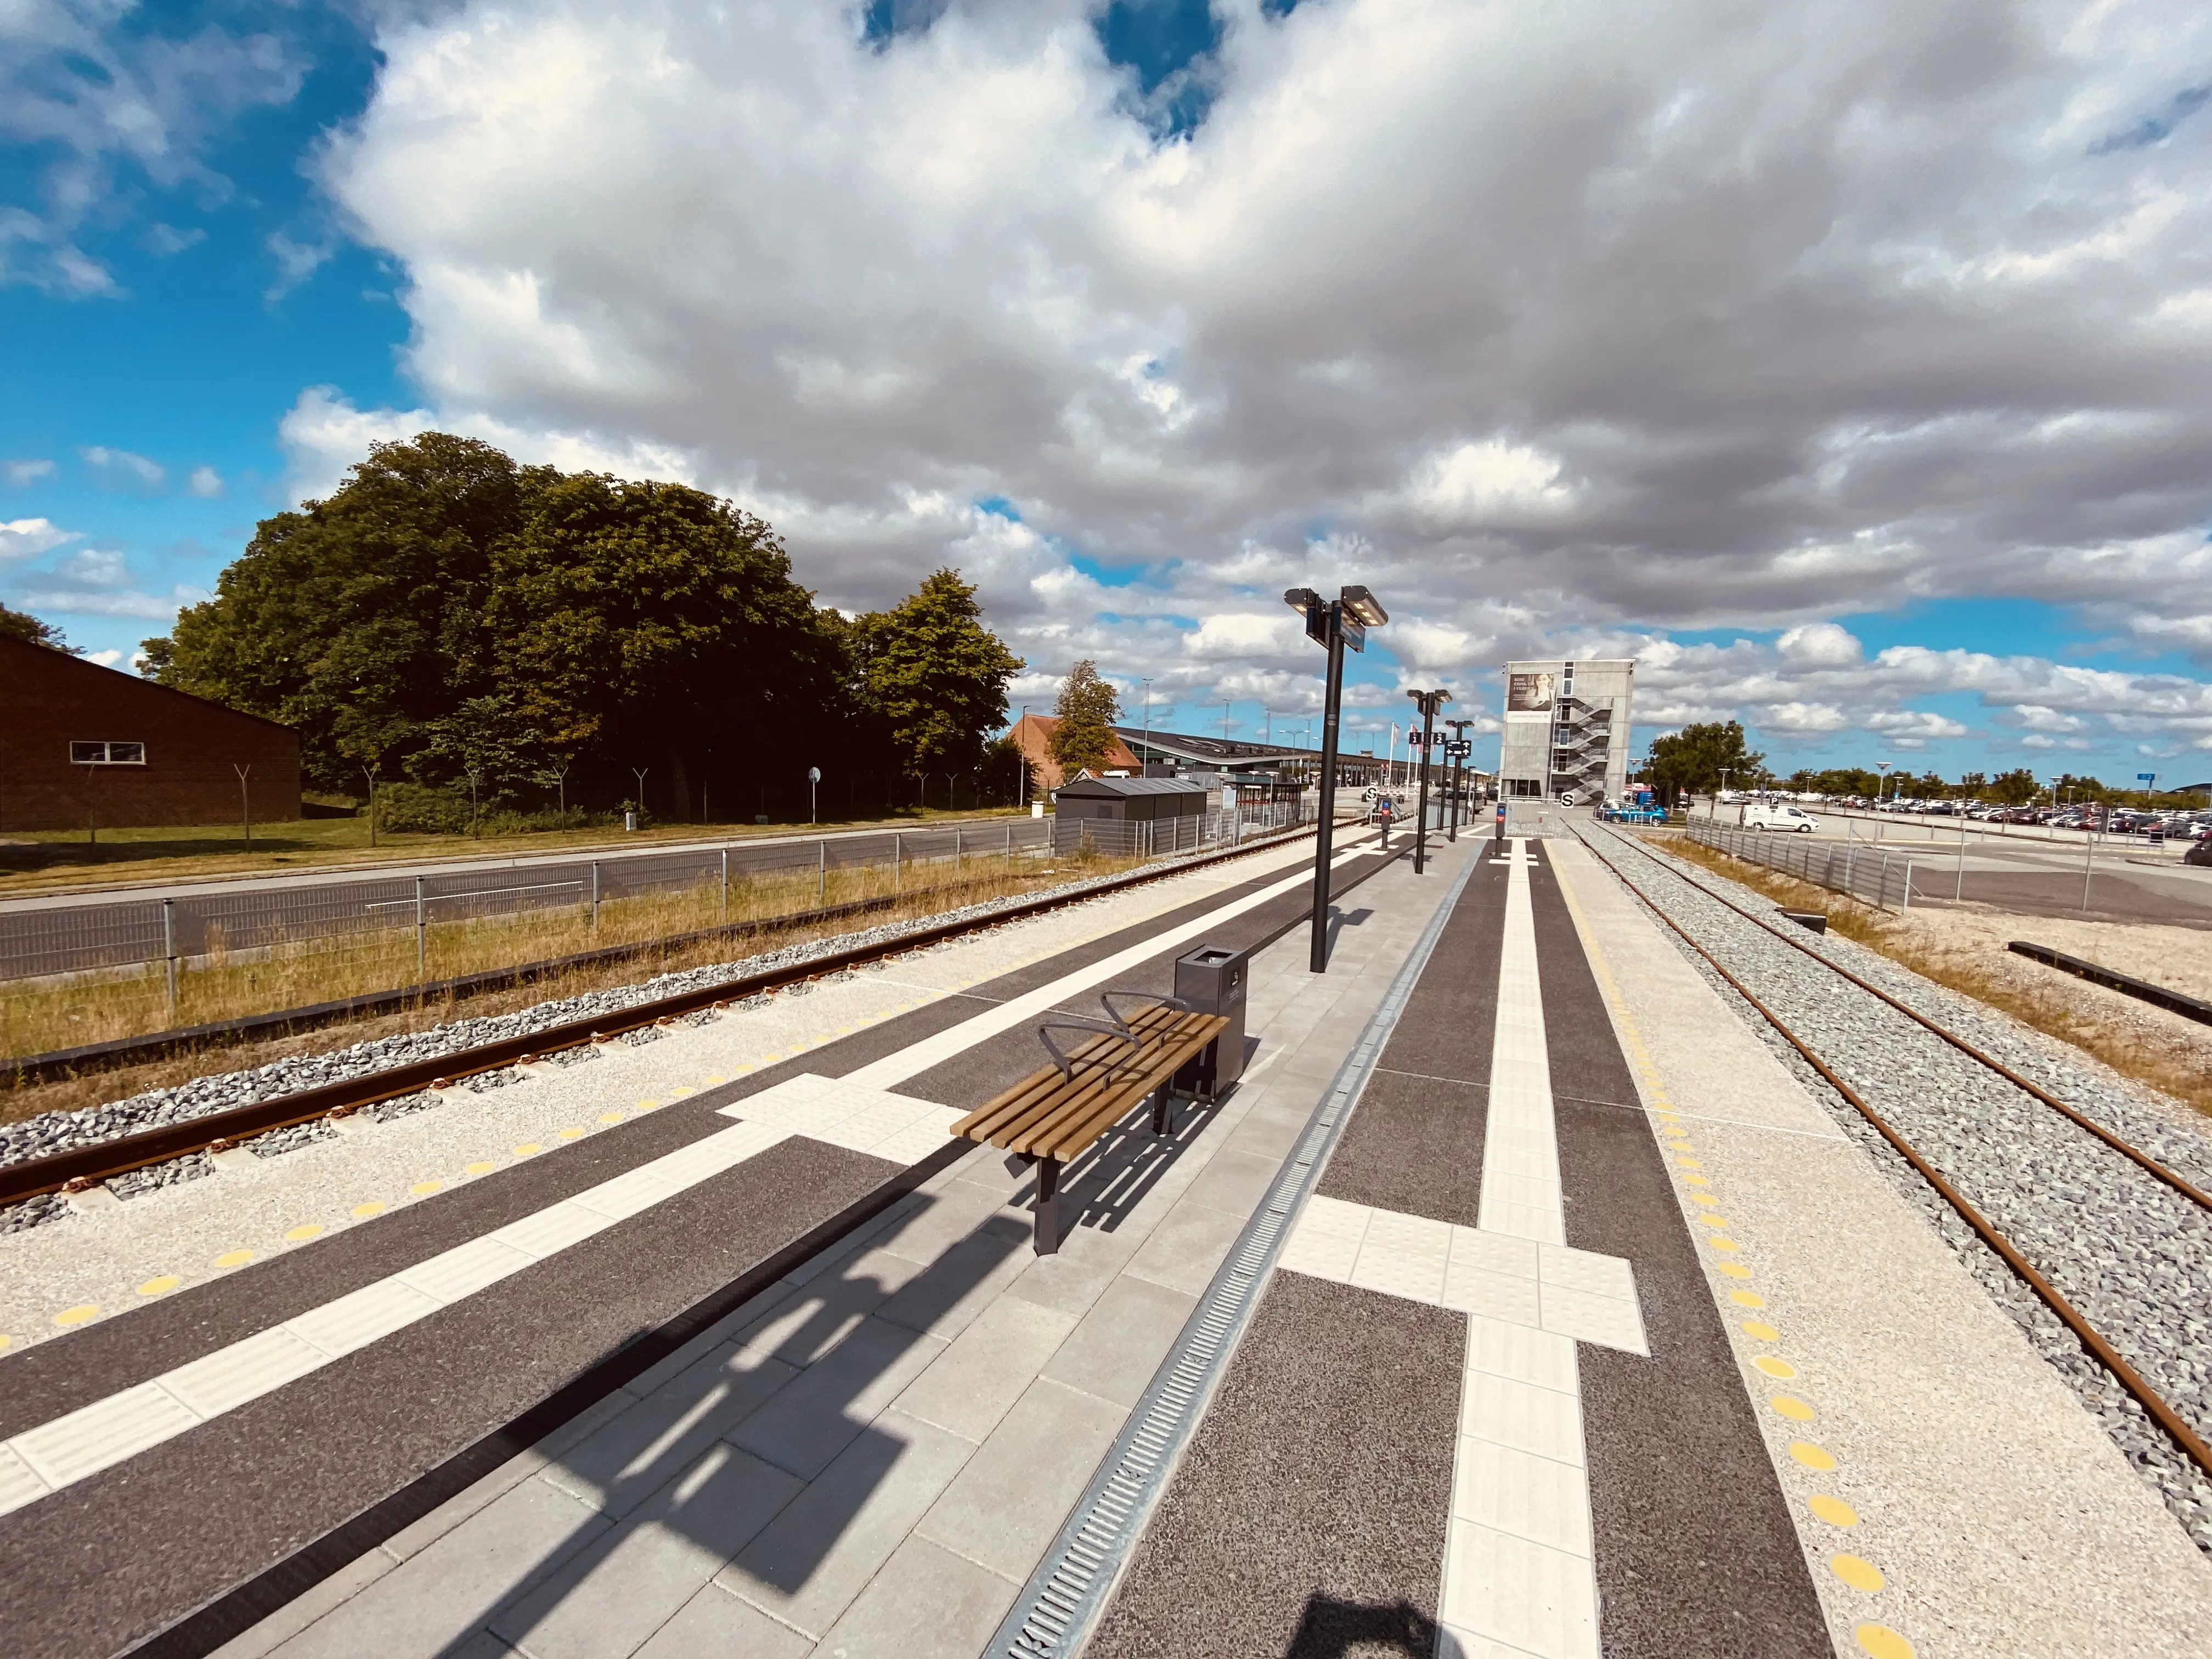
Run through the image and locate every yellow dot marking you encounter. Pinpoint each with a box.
[285,1223,324,1242]
[836,1026,854,1035]
[1697,1212,1730,1227]
[1754,1354,1797,1378]
[1717,1261,1751,1279]
[512,1143,543,1158]
[636,1100,661,1111]
[558,1127,584,1141]
[0,1334,10,1350]
[706,1075,727,1085]
[1708,1236,1741,1252]
[670,1087,694,1098]
[351,1202,386,1220]
[54,1304,99,1327]
[599,1112,624,1124]
[1729,1288,1765,1307]
[1691,1193,1721,1208]
[1810,1494,1860,1527]
[1771,1394,1816,1421]
[411,1180,444,1196]
[138,1275,181,1296]
[1855,1622,1915,1658]
[1741,1318,1780,1341]
[1790,1440,1837,1471]
[1683,1174,1710,1186]
[216,1249,255,1268]
[1674,1156,1702,1167]
[465,1161,496,1176]
[1831,1554,1886,1593]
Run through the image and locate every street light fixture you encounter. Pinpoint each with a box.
[1285,583,1389,973]
[1406,687,1452,874]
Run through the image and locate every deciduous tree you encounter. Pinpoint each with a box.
[851,569,1024,780]
[1049,661,1121,777]
[1644,720,1763,800]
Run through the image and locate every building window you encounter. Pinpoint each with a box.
[1509,777,1544,797]
[70,741,146,765]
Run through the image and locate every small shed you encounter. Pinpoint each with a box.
[1052,775,1207,856]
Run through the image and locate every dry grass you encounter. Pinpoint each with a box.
[1638,830,2212,1120]
[1,846,1138,1125]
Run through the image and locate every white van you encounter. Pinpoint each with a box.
[1739,801,1819,833]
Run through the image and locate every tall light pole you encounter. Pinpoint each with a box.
[1140,680,1153,774]
[1406,687,1451,874]
[1286,583,1389,973]
[1443,718,1472,840]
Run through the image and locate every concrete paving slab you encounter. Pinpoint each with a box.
[537,1348,800,1518]
[809,1534,1022,1659]
[1037,1272,1200,1410]
[725,1315,951,1483]
[715,1408,978,1638]
[891,1295,1080,1442]
[491,1442,805,1658]
[266,1476,608,1658]
[914,1377,1127,1582]
[633,1582,814,1658]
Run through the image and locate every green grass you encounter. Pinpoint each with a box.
[0,803,1039,898]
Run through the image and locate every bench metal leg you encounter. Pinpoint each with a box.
[1150,1085,1174,1137]
[1034,1156,1063,1255]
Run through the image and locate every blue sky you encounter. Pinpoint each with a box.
[7,0,2212,791]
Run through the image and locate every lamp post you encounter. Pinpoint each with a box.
[1140,680,1153,775]
[1406,687,1451,874]
[808,765,820,825]
[1443,718,1472,840]
[1286,583,1389,973]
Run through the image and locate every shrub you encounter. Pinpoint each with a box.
[373,782,472,835]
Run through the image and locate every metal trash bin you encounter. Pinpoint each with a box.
[1172,944,1249,1098]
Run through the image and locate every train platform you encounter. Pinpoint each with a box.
[5,827,2210,1658]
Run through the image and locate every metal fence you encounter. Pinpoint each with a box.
[0,817,1062,990]
[1682,816,1917,909]
[1049,801,1311,859]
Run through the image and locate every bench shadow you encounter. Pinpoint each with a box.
[425,1189,1025,1658]
[1326,905,1375,953]
[1042,1082,1235,1237]
[1283,1593,1441,1657]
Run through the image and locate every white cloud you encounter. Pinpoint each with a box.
[85,647,122,667]
[0,517,77,560]
[290,0,2212,772]
[80,445,165,490]
[264,231,334,301]
[12,586,198,620]
[187,465,223,499]
[0,5,304,294]
[2,459,55,487]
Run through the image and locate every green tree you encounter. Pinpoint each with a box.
[1989,768,2038,804]
[851,569,1025,781]
[486,470,845,819]
[412,693,541,832]
[1644,720,1763,800]
[0,603,76,652]
[1049,661,1121,777]
[144,432,521,789]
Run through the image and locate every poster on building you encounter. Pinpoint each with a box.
[1505,670,1555,722]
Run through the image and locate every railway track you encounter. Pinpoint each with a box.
[0,823,1347,1211]
[1577,821,2212,1489]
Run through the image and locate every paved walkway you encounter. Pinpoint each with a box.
[210,838,1470,1657]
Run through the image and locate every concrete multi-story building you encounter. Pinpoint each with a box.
[1498,658,1634,806]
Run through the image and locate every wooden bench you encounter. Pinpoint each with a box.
[949,991,1232,1254]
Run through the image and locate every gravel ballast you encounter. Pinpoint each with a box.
[1576,822,2212,1556]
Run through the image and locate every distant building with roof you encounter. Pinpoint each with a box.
[0,634,301,833]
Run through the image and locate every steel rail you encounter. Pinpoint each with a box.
[1604,825,2212,1214]
[1,822,1353,1209]
[1580,828,2212,1482]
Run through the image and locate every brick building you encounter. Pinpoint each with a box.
[0,636,301,833]
[1008,713,1143,791]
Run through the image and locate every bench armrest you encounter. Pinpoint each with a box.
[1039,1018,1139,1080]
[1098,989,1194,1035]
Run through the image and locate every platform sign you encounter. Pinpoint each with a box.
[2138,772,2157,785]
[1446,740,1472,759]
[1339,612,1367,653]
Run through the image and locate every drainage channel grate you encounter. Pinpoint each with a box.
[991,850,1480,1659]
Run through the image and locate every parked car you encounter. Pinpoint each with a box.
[1740,802,1819,833]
